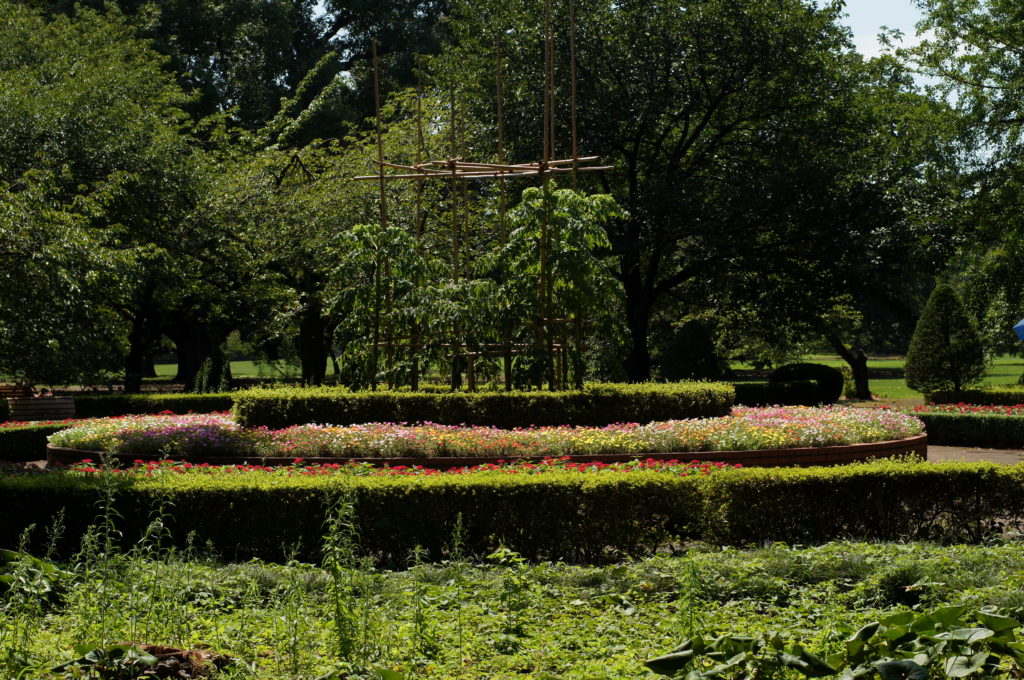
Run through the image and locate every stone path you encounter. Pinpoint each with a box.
[928,445,1024,465]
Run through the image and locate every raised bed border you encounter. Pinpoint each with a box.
[46,433,928,469]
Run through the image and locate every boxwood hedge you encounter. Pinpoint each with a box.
[925,386,1024,406]
[232,382,735,429]
[916,412,1024,448]
[74,393,234,417]
[2,460,1019,564]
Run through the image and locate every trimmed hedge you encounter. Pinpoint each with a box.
[917,412,1024,448]
[2,460,1021,564]
[74,393,234,417]
[769,363,844,405]
[732,380,824,407]
[926,387,1024,406]
[232,382,735,429]
[0,424,70,462]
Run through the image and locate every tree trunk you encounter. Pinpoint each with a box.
[168,321,229,391]
[825,331,871,400]
[623,293,652,382]
[123,315,148,394]
[297,298,328,386]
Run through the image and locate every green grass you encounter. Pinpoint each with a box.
[153,359,309,379]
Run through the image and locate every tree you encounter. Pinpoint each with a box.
[905,283,987,394]
[0,0,200,387]
[446,0,950,383]
[15,0,448,132]
[912,0,1024,358]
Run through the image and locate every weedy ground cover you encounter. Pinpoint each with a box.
[4,515,1024,680]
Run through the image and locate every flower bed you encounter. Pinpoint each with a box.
[46,406,926,468]
[58,456,741,477]
[914,402,1024,415]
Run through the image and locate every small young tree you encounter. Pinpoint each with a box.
[904,283,987,394]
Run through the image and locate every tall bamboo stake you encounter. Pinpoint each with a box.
[371,38,387,390]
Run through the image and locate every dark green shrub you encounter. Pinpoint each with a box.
[232,382,735,429]
[733,380,825,406]
[926,386,1024,405]
[0,423,70,461]
[0,398,8,422]
[660,320,725,381]
[905,283,987,394]
[2,461,1020,563]
[916,412,1024,448]
[74,393,234,418]
[769,363,844,405]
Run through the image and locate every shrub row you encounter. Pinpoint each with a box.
[733,380,838,407]
[73,393,234,418]
[2,460,1019,564]
[0,424,70,462]
[232,382,735,429]
[925,386,1024,405]
[916,412,1024,448]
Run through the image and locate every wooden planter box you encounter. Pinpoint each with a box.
[46,433,928,469]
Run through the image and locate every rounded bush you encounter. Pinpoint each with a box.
[769,363,844,405]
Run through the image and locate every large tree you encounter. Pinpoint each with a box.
[912,0,1024,356]
[446,0,956,382]
[0,0,200,387]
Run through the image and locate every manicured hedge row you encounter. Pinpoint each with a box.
[232,382,735,429]
[732,380,834,406]
[0,424,70,462]
[74,393,234,417]
[917,412,1024,448]
[2,461,1020,563]
[925,387,1024,406]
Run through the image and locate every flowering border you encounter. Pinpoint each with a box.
[47,433,927,469]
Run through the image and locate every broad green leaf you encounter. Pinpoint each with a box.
[645,650,695,676]
[875,659,929,680]
[943,652,989,678]
[977,612,1019,634]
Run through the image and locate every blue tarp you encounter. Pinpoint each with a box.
[1015,318,1024,341]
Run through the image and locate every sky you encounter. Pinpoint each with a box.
[840,0,926,58]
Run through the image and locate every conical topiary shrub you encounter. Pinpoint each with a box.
[904,283,987,394]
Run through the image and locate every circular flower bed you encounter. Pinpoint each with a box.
[47,406,924,464]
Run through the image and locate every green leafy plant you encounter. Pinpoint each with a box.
[52,643,158,679]
[646,606,1024,680]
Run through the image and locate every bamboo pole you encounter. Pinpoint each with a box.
[371,38,387,390]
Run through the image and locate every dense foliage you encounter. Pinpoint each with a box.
[6,540,1024,679]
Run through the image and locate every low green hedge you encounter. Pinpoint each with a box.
[925,386,1024,406]
[74,393,234,418]
[917,412,1024,448]
[733,380,826,406]
[232,382,735,429]
[0,424,71,462]
[2,461,1020,563]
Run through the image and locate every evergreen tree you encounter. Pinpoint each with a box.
[905,283,987,394]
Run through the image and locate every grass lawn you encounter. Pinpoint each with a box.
[153,359,308,380]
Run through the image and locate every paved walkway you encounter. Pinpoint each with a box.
[928,446,1024,465]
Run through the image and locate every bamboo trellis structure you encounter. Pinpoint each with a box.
[356,0,609,391]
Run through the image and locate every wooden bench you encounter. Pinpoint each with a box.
[6,396,76,421]
[0,384,32,400]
